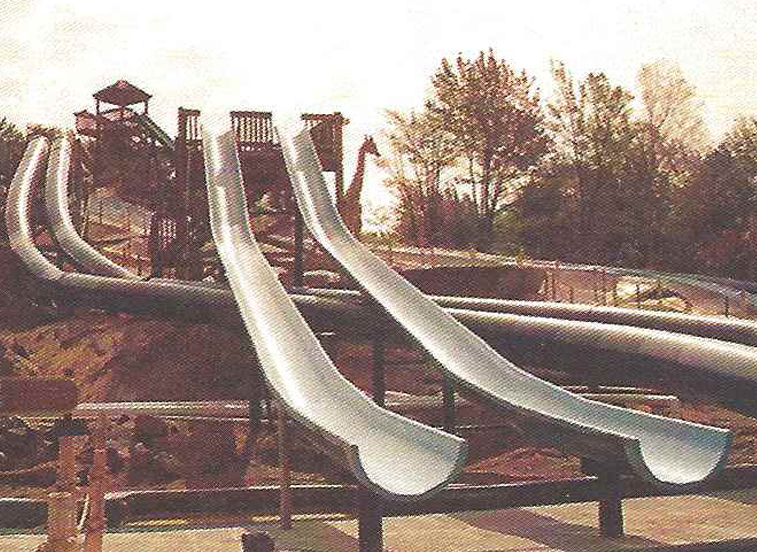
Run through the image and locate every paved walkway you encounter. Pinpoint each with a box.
[4,489,757,552]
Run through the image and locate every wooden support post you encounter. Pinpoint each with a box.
[442,374,456,434]
[248,391,262,460]
[724,296,730,317]
[293,207,304,288]
[612,282,618,307]
[277,408,292,530]
[84,414,107,552]
[358,487,383,552]
[372,339,386,408]
[57,436,77,493]
[580,458,625,538]
[334,113,345,204]
[46,491,78,552]
[636,283,641,308]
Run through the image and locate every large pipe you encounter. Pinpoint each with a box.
[35,136,757,420]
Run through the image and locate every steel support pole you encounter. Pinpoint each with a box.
[596,467,624,538]
[278,408,292,530]
[442,374,456,434]
[293,207,304,288]
[357,341,386,552]
[357,487,383,552]
[372,339,386,407]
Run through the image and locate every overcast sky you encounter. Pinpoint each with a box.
[1,0,756,216]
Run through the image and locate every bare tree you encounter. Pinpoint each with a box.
[428,49,549,250]
[638,60,710,178]
[381,109,459,246]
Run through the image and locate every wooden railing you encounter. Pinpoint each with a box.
[231,110,277,151]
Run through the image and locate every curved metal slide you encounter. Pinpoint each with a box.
[46,137,757,419]
[200,128,467,499]
[10,136,467,501]
[45,138,136,280]
[44,135,757,350]
[279,122,732,488]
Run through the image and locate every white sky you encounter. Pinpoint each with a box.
[1,0,757,220]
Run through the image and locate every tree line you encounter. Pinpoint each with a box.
[380,49,757,280]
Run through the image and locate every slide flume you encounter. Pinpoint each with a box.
[43,136,757,418]
[44,135,757,349]
[45,138,135,280]
[201,127,466,499]
[10,136,467,501]
[278,122,731,488]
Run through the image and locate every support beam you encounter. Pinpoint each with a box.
[277,408,292,530]
[357,342,386,551]
[372,339,386,408]
[84,414,108,552]
[598,472,624,537]
[357,486,383,552]
[293,207,304,288]
[442,374,456,434]
[583,459,625,538]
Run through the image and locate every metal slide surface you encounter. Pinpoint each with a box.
[10,136,466,500]
[201,127,466,499]
[45,138,136,280]
[44,135,757,350]
[41,136,757,420]
[279,123,732,488]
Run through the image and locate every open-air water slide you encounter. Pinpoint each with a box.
[278,121,732,488]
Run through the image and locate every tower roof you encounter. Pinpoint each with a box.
[93,80,151,107]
